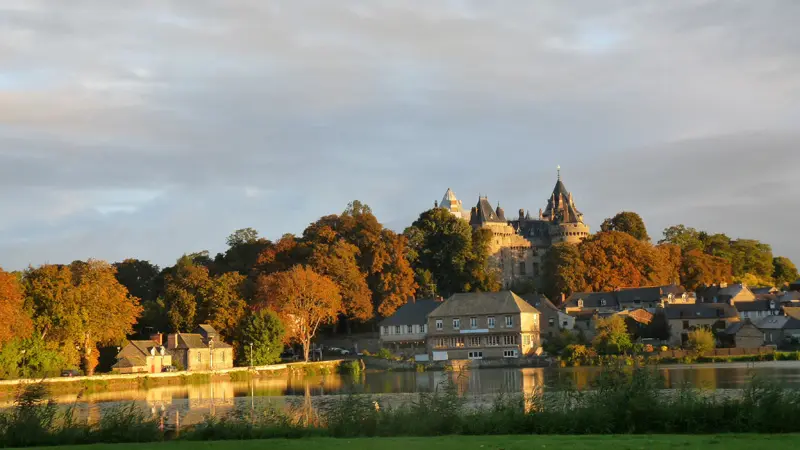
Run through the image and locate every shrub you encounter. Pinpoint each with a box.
[686,328,715,355]
[376,348,394,360]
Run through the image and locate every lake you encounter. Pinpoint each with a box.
[5,362,800,427]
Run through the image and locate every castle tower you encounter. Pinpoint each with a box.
[541,168,590,244]
[439,188,469,220]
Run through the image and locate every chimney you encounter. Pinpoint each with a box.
[560,293,566,305]
[167,333,178,350]
[720,282,728,289]
[150,333,163,346]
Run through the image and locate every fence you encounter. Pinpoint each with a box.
[658,347,776,359]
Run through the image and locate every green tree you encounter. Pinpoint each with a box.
[600,211,650,241]
[113,259,160,303]
[659,225,704,252]
[729,239,773,282]
[405,208,497,297]
[203,272,248,341]
[686,327,715,355]
[541,242,587,300]
[164,256,211,332]
[773,256,799,286]
[236,308,285,366]
[592,315,632,355]
[0,336,66,379]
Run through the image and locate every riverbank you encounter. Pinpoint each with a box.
[0,360,345,400]
[20,435,800,450]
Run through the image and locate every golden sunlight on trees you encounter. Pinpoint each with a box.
[0,267,32,346]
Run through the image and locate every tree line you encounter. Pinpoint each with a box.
[1,203,797,376]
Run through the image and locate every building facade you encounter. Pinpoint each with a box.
[379,298,441,356]
[426,291,541,360]
[112,338,172,374]
[166,325,234,371]
[437,169,590,288]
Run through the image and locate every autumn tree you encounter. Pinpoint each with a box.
[773,256,799,287]
[592,315,632,355]
[601,211,650,241]
[680,249,733,291]
[164,255,211,332]
[580,232,672,292]
[541,242,587,300]
[0,267,32,346]
[236,308,285,366]
[405,207,498,298]
[203,272,248,341]
[23,261,142,375]
[256,266,342,361]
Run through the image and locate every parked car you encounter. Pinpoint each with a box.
[162,365,178,372]
[61,369,80,377]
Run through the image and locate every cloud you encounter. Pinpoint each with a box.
[1,1,799,269]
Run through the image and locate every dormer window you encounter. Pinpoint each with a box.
[578,299,584,308]
[600,299,607,306]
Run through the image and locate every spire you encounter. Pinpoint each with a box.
[557,165,561,180]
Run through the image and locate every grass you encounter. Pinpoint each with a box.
[14,435,800,450]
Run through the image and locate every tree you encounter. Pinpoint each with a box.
[0,267,32,346]
[592,315,632,355]
[541,242,587,300]
[600,211,650,241]
[729,239,773,282]
[203,272,248,340]
[679,249,733,291]
[226,228,260,247]
[113,259,160,303]
[0,335,65,379]
[659,225,704,252]
[773,256,799,287]
[164,256,211,332]
[236,308,285,366]
[580,232,672,292]
[641,310,671,341]
[686,327,715,355]
[405,208,496,298]
[256,266,342,361]
[24,261,142,375]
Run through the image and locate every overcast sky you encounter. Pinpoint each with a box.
[1,0,799,270]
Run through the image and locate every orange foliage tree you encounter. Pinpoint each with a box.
[680,249,733,291]
[256,265,342,361]
[0,267,32,345]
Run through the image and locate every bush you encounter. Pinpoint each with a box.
[376,348,394,360]
[686,328,715,355]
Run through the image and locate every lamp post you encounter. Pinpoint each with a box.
[249,342,254,368]
[209,338,214,371]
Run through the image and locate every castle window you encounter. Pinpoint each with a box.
[519,262,526,275]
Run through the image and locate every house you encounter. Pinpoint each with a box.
[426,291,541,360]
[789,279,800,292]
[616,285,693,310]
[616,308,654,338]
[721,320,764,348]
[696,283,756,304]
[752,286,779,296]
[166,325,234,371]
[663,303,739,346]
[379,298,441,355]
[755,316,800,347]
[112,337,172,373]
[735,299,780,320]
[563,292,619,314]
[521,293,575,340]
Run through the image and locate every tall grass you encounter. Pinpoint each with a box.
[7,366,800,447]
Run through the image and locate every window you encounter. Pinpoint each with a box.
[395,325,401,334]
[505,316,513,327]
[600,299,607,306]
[468,351,483,360]
[222,351,225,362]
[488,317,496,328]
[197,352,201,363]
[503,335,517,346]
[452,337,465,348]
[407,325,413,334]
[533,263,540,277]
[470,317,477,329]
[503,350,518,358]
[421,324,426,333]
[519,262,526,275]
[487,335,500,346]
[682,320,690,330]
[469,336,481,347]
[436,338,446,348]
[453,318,461,330]
[523,334,531,345]
[548,318,555,326]
[436,320,443,330]
[381,326,387,335]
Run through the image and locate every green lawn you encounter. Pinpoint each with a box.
[17,435,800,450]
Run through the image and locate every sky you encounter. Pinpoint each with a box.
[1,0,800,270]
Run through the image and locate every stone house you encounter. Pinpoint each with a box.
[563,292,619,315]
[721,320,764,348]
[112,337,172,374]
[379,298,441,356]
[616,285,693,310]
[663,303,739,346]
[696,283,756,304]
[426,291,541,360]
[522,293,575,340]
[755,316,800,347]
[166,325,234,371]
[735,299,780,320]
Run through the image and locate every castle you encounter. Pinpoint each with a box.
[437,169,590,287]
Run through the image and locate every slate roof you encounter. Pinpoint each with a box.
[734,300,776,312]
[379,298,441,327]
[112,355,147,369]
[521,293,559,312]
[564,292,619,309]
[174,333,232,349]
[429,291,540,317]
[664,303,738,320]
[723,321,746,335]
[751,287,778,295]
[197,324,217,335]
[754,316,790,330]
[470,196,505,225]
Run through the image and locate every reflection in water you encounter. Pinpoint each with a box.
[4,364,800,427]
